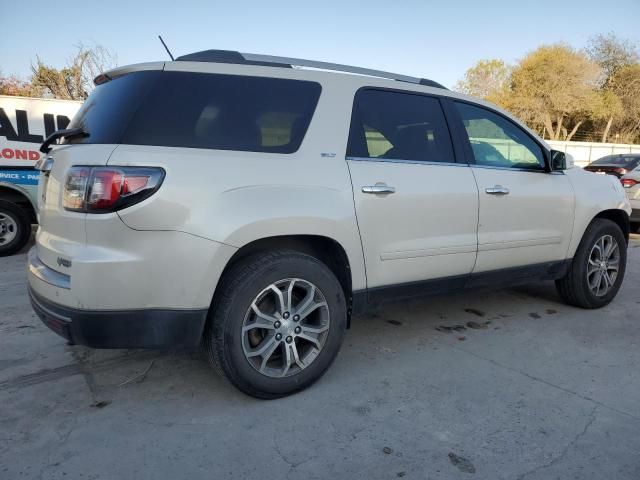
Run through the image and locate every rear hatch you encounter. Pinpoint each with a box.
[37,145,119,270]
[36,66,165,271]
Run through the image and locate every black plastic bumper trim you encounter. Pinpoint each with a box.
[29,287,208,349]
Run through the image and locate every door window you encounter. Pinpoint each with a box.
[454,102,545,170]
[347,89,455,163]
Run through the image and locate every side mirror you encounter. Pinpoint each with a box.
[550,150,567,171]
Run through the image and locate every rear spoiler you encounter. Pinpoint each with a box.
[93,62,166,86]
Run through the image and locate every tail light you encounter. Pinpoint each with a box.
[63,166,165,213]
[621,178,639,189]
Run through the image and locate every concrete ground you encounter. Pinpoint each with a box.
[1,236,639,480]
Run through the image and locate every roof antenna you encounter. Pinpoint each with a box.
[158,35,175,61]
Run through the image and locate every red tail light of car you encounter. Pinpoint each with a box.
[621,178,639,189]
[63,167,165,213]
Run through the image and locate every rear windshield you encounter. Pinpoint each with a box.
[592,155,640,167]
[66,71,322,154]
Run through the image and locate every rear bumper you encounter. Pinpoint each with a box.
[29,286,207,349]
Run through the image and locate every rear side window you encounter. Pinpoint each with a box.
[347,89,455,163]
[67,71,157,145]
[67,71,321,154]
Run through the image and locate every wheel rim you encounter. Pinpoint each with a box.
[587,234,620,297]
[0,212,18,246]
[241,278,330,378]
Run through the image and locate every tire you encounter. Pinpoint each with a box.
[556,218,627,309]
[0,200,32,257]
[205,250,347,399]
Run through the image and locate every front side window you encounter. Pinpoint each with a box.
[347,89,455,163]
[454,102,545,170]
[67,71,321,154]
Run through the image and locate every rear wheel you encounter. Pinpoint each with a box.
[556,218,627,309]
[205,250,347,398]
[0,201,31,257]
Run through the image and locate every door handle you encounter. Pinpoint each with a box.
[485,185,510,195]
[362,184,396,195]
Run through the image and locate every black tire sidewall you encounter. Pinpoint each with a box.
[213,252,347,398]
[572,219,627,308]
[0,201,31,257]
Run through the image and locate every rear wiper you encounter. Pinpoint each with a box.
[40,128,89,153]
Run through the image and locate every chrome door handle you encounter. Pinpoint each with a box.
[362,184,396,194]
[485,185,509,195]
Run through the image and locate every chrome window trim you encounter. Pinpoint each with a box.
[345,156,565,174]
[471,164,565,175]
[345,156,468,167]
[28,248,71,290]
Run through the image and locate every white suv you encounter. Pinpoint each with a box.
[28,50,631,398]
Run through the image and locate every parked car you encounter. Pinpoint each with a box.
[583,154,640,178]
[0,95,82,256]
[620,167,640,231]
[28,50,632,398]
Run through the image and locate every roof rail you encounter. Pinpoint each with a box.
[175,50,447,89]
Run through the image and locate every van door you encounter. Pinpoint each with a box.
[346,89,479,290]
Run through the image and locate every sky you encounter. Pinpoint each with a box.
[1,0,639,89]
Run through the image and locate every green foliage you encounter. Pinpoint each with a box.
[0,43,116,101]
[456,36,640,143]
[0,74,42,97]
[454,59,510,103]
[31,59,86,100]
[586,32,639,84]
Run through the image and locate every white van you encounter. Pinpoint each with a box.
[0,95,82,255]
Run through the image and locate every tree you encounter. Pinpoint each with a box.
[609,64,640,143]
[586,32,639,85]
[454,59,511,104]
[506,44,600,140]
[0,74,42,97]
[30,44,116,100]
[590,89,624,142]
[585,33,639,142]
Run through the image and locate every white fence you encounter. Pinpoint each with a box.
[546,140,640,167]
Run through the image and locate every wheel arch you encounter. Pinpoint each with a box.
[594,209,630,244]
[567,207,631,259]
[215,234,356,327]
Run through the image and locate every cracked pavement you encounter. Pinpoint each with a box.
[1,235,640,479]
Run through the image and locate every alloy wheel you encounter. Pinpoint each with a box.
[586,234,620,297]
[241,278,330,378]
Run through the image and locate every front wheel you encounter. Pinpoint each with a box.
[556,218,627,309]
[205,250,347,399]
